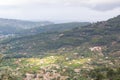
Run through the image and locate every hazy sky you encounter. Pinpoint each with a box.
[0,0,120,23]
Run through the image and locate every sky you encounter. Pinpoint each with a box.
[0,0,120,23]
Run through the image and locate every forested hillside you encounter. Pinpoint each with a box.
[17,22,90,35]
[0,18,53,34]
[0,15,120,80]
[0,15,120,57]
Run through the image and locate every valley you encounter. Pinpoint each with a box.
[0,15,120,80]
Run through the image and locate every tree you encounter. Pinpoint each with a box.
[107,69,115,80]
[0,53,4,63]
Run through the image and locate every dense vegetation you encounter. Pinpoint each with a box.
[0,18,89,35]
[0,15,120,56]
[0,15,120,80]
[18,22,90,35]
[0,53,120,80]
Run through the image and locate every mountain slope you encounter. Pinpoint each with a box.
[0,15,120,56]
[0,18,53,34]
[17,22,90,35]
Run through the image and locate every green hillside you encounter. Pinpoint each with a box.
[0,15,120,57]
[0,18,89,35]
[0,15,120,80]
[0,18,53,34]
[17,22,90,35]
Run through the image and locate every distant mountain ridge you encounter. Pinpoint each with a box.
[0,18,53,29]
[18,22,90,35]
[0,15,120,57]
[0,18,53,34]
[0,18,90,35]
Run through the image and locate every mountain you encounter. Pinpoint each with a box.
[0,18,89,35]
[0,26,22,35]
[0,16,120,80]
[17,22,90,35]
[0,18,53,34]
[0,15,120,57]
